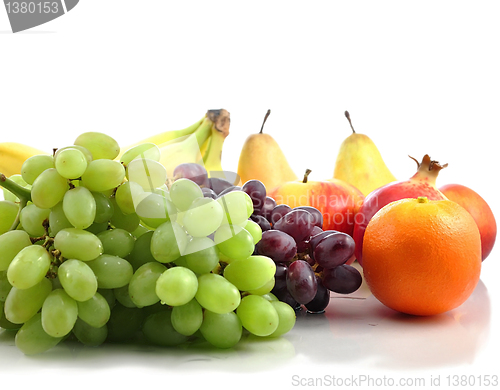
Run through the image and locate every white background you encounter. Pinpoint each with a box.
[1,1,499,388]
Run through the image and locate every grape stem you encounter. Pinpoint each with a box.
[0,172,32,231]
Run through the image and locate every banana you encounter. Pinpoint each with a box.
[0,142,48,178]
[202,109,231,178]
[158,117,213,179]
[118,116,206,158]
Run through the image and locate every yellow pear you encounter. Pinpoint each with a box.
[237,110,297,190]
[332,111,397,196]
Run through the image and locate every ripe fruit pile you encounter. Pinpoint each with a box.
[0,131,296,355]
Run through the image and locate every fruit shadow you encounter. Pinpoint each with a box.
[0,282,490,375]
[290,279,491,371]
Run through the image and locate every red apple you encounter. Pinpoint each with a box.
[440,183,497,261]
[268,169,364,237]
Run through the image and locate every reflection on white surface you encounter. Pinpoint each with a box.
[0,277,490,377]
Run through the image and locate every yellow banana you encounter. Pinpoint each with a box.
[0,142,48,177]
[202,109,230,177]
[158,117,213,178]
[118,116,206,158]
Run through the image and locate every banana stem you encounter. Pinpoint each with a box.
[0,173,32,231]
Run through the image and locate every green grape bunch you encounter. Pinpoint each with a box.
[0,131,296,355]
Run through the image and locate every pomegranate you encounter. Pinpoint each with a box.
[353,155,448,265]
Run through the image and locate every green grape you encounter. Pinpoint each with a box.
[63,186,96,229]
[85,222,109,235]
[2,174,29,202]
[98,288,116,309]
[0,230,31,271]
[247,277,275,295]
[96,228,135,258]
[223,255,276,292]
[141,309,188,347]
[21,154,54,185]
[41,288,78,337]
[87,254,133,289]
[92,192,114,223]
[74,131,120,160]
[260,292,279,302]
[58,259,98,302]
[268,300,296,337]
[217,191,253,226]
[195,273,241,314]
[128,262,166,308]
[114,181,145,215]
[150,221,188,263]
[4,278,52,324]
[54,147,88,179]
[81,159,125,192]
[55,145,93,164]
[7,245,51,290]
[120,143,161,166]
[31,168,69,209]
[0,270,13,301]
[72,318,107,346]
[54,228,103,261]
[19,203,50,236]
[169,178,203,211]
[109,198,140,232]
[126,158,167,191]
[199,310,242,349]
[135,193,176,228]
[113,285,136,308]
[183,237,219,275]
[0,300,21,330]
[171,299,203,336]
[131,224,150,238]
[106,303,144,342]
[0,200,19,234]
[214,224,255,261]
[48,202,73,236]
[15,313,63,355]
[236,294,279,337]
[183,197,223,237]
[125,231,156,271]
[76,292,110,328]
[244,219,262,245]
[155,266,198,306]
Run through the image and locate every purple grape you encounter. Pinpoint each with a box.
[304,276,330,313]
[322,264,362,294]
[311,232,355,269]
[260,196,276,219]
[273,262,288,291]
[202,187,217,199]
[173,163,209,187]
[241,180,267,214]
[269,204,292,225]
[294,206,323,228]
[272,287,301,310]
[217,186,241,197]
[310,225,323,236]
[250,214,272,231]
[255,230,297,263]
[273,209,315,243]
[308,230,339,254]
[208,177,234,195]
[286,260,317,304]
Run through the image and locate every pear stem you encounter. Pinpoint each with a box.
[260,109,271,134]
[345,111,356,134]
[303,169,312,183]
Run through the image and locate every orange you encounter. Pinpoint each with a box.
[362,196,482,316]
